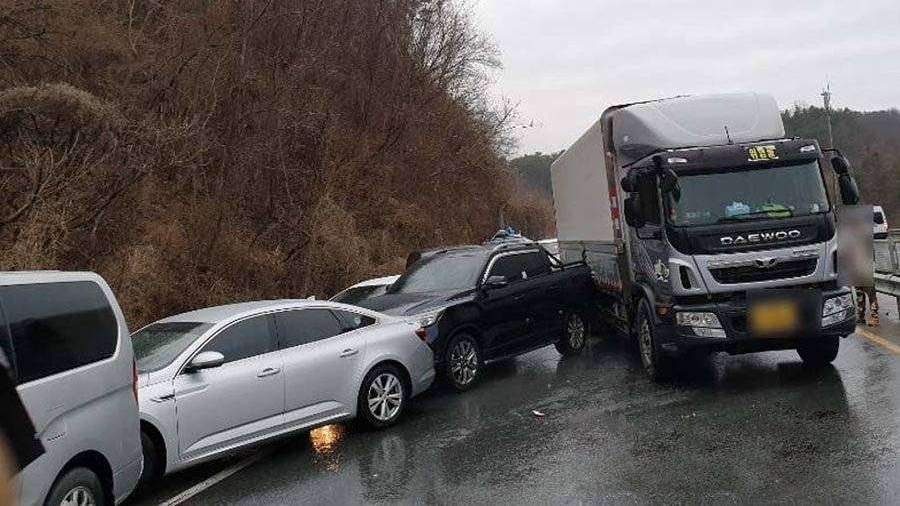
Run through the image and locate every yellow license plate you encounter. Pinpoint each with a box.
[749,301,798,336]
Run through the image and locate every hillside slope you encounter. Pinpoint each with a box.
[0,0,553,326]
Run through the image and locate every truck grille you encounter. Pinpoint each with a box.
[710,258,817,284]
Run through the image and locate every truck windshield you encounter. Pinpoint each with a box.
[666,161,829,226]
[389,252,486,294]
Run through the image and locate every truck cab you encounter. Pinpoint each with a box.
[552,93,860,381]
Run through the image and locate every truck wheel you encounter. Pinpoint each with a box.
[555,311,588,356]
[45,467,106,506]
[444,333,482,392]
[797,337,839,367]
[636,299,673,382]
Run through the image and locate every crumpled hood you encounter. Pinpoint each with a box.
[356,290,469,316]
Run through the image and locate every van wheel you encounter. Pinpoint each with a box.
[445,333,482,392]
[636,299,673,382]
[46,467,105,506]
[555,311,588,356]
[797,337,840,367]
[358,364,407,429]
[138,431,161,489]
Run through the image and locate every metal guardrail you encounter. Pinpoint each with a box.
[874,229,900,303]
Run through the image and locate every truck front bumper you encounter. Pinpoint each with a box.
[660,287,856,356]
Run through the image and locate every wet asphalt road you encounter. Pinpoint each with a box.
[132,296,900,505]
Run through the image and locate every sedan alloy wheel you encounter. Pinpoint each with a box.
[367,372,404,422]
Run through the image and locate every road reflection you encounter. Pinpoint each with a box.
[308,424,346,472]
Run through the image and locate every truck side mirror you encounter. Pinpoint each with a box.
[838,174,860,205]
[620,172,638,193]
[830,155,851,175]
[623,196,645,228]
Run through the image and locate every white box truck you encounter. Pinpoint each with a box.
[551,93,861,380]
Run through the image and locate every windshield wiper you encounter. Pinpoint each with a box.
[717,209,794,223]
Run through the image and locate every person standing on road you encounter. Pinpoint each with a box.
[1,347,46,505]
[856,285,880,326]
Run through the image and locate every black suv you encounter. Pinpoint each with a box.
[357,242,596,391]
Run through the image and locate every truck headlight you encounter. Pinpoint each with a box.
[676,311,725,338]
[821,294,853,326]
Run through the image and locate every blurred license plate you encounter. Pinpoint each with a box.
[749,301,798,336]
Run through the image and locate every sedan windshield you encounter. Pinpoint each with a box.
[330,285,388,305]
[389,252,487,294]
[666,161,829,226]
[133,321,213,373]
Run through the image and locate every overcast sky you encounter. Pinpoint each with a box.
[472,0,900,155]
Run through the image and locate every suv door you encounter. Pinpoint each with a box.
[517,250,564,342]
[479,252,543,357]
[275,308,374,427]
[173,314,283,459]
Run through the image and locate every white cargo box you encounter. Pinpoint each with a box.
[612,93,784,165]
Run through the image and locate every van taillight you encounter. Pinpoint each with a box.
[414,328,427,341]
[132,360,139,403]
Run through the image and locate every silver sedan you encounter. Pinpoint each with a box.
[132,300,435,486]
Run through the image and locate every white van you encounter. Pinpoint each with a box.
[873,205,889,239]
[1,272,142,505]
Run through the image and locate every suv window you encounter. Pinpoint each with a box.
[200,315,275,364]
[332,310,375,333]
[488,254,530,282]
[1,281,118,384]
[519,251,552,278]
[275,309,344,349]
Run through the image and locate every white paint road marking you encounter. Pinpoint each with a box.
[157,451,268,506]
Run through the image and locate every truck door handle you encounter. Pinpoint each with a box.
[546,285,561,294]
[340,348,358,358]
[257,367,281,378]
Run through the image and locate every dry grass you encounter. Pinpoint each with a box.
[0,0,554,327]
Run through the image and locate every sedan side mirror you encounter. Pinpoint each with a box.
[482,275,508,290]
[186,351,225,372]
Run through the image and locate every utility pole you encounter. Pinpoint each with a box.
[821,83,838,199]
[821,83,834,148]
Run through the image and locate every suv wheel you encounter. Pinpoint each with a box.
[636,299,673,382]
[358,364,407,428]
[555,311,588,356]
[445,333,482,392]
[47,467,105,506]
[797,337,839,366]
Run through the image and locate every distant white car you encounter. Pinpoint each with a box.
[331,275,400,305]
[873,205,888,239]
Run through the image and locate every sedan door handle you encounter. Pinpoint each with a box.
[340,348,358,358]
[257,367,281,378]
